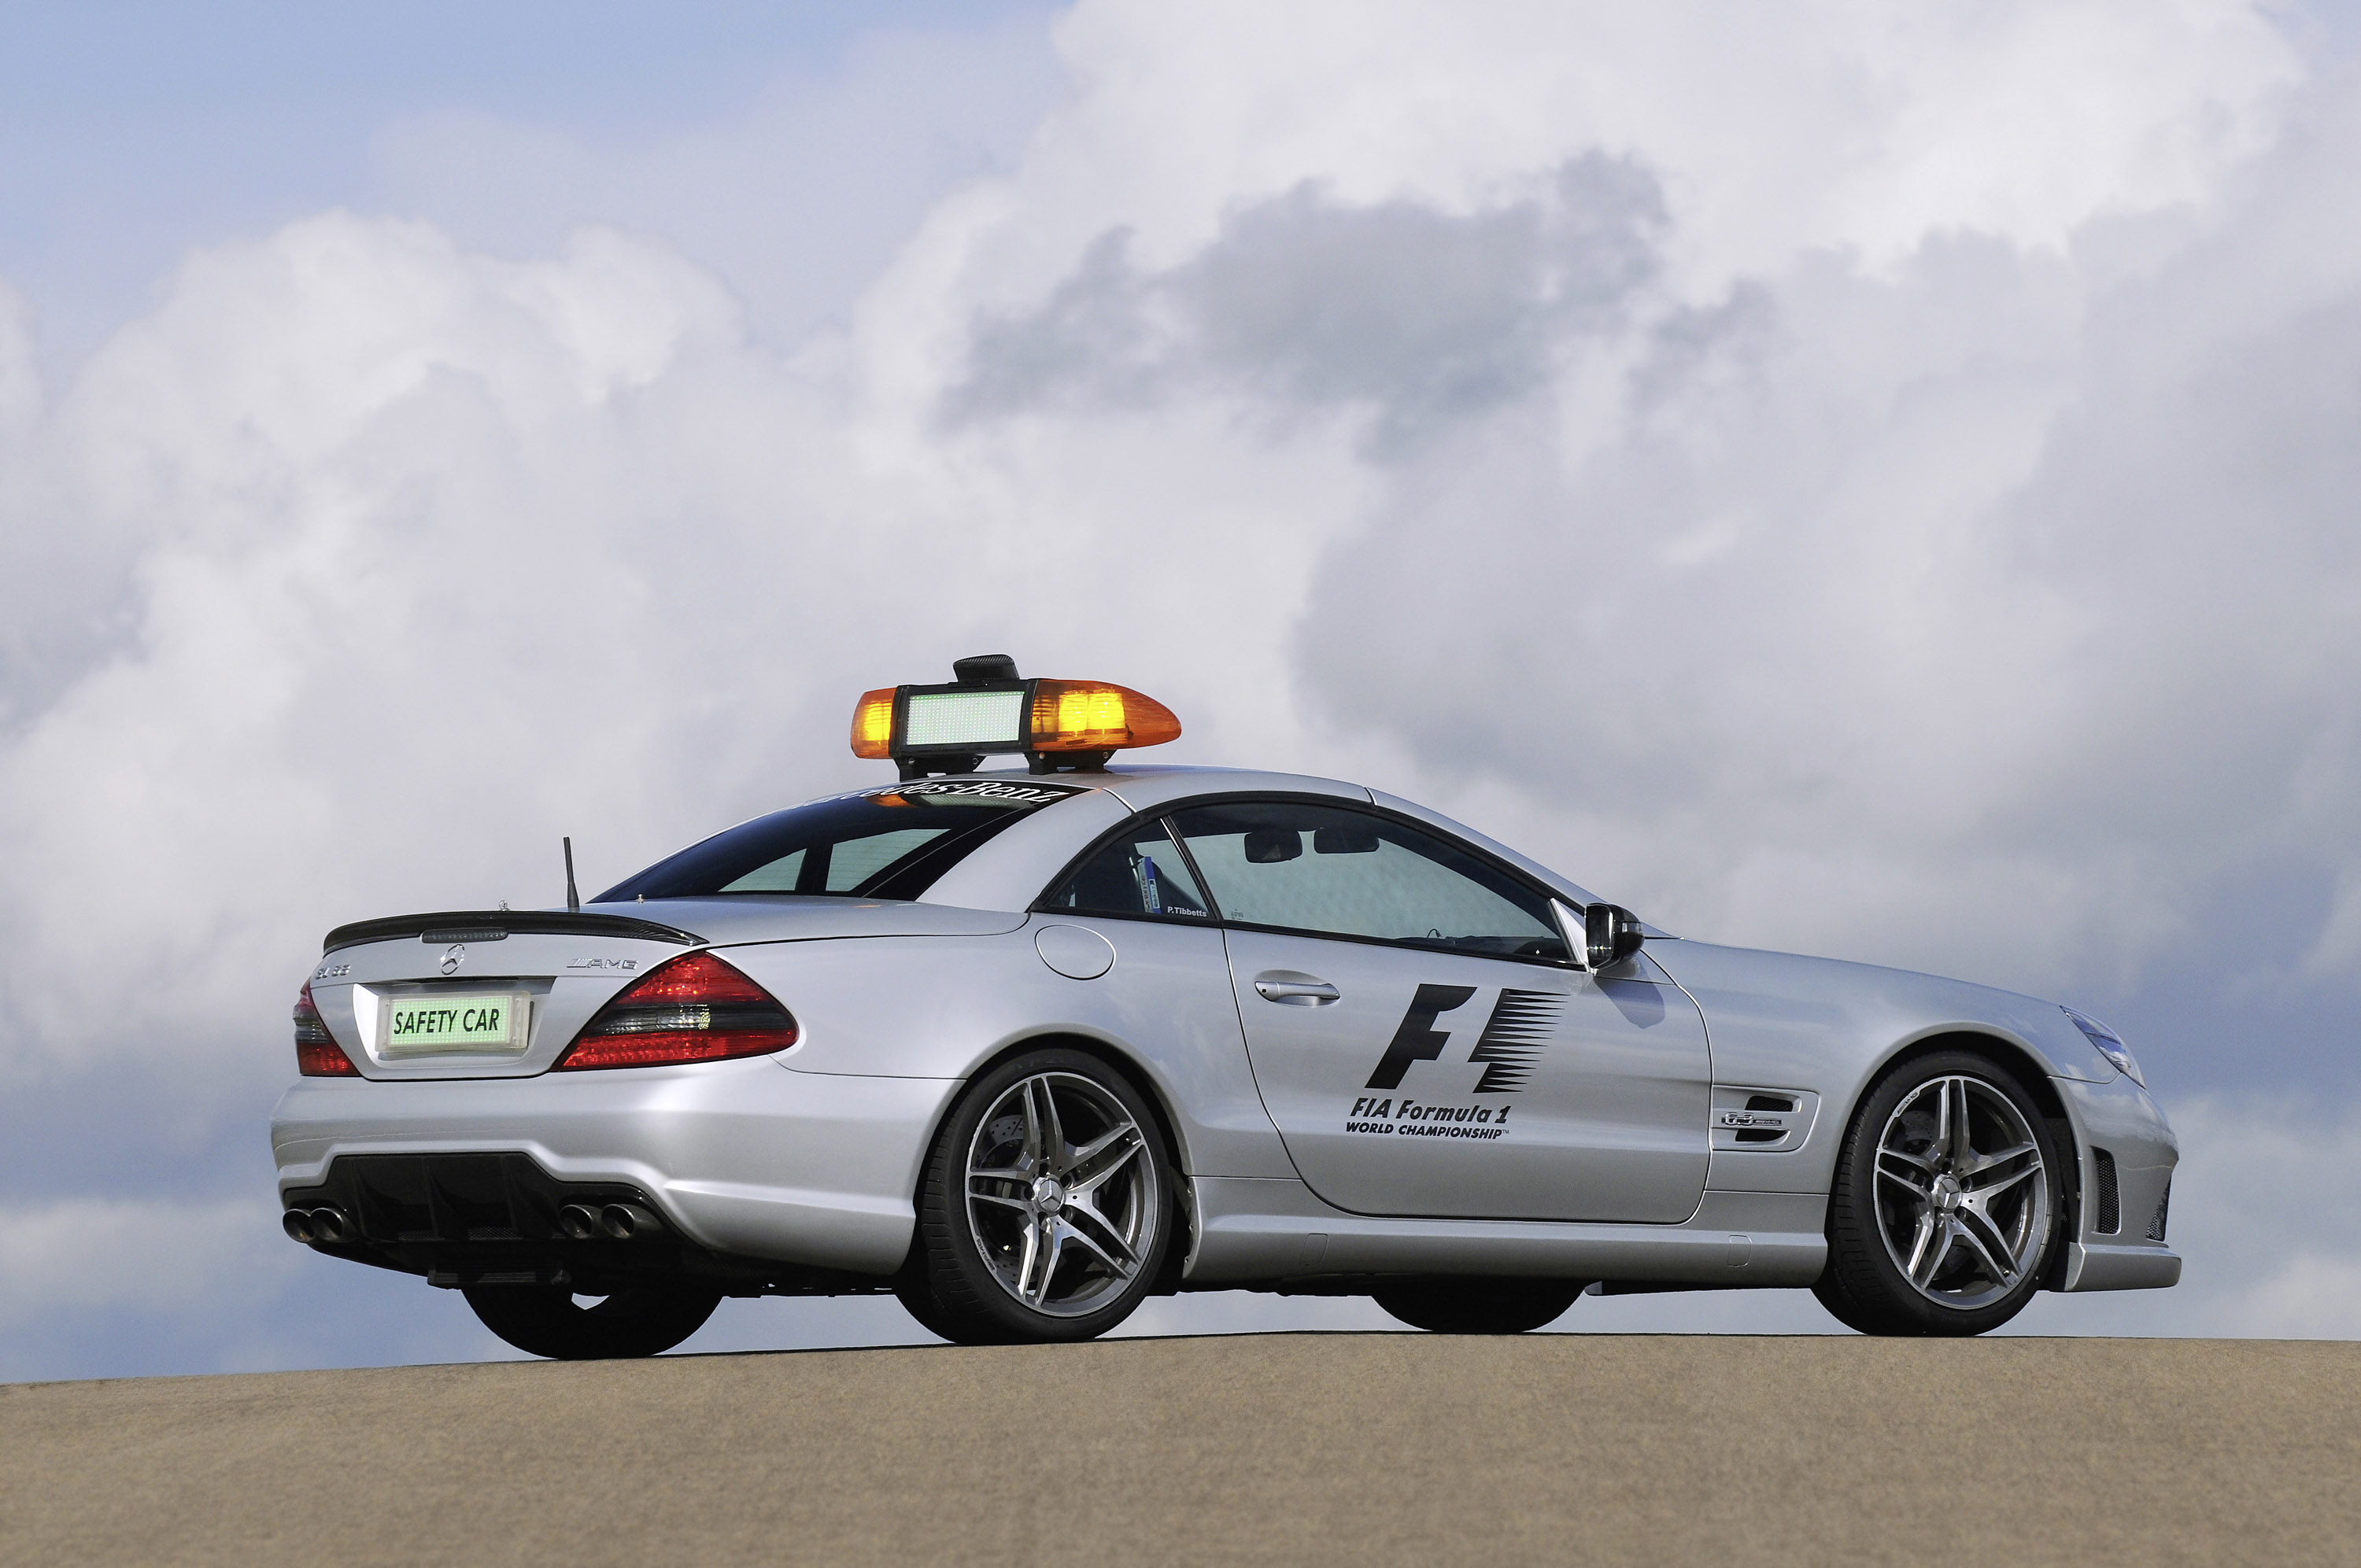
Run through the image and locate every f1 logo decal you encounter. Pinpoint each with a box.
[1363,984,1477,1090]
[1469,989,1568,1093]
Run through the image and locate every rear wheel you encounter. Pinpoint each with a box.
[1815,1050,2061,1337]
[900,1050,1174,1345]
[891,1256,968,1342]
[1372,1278,1584,1334]
[463,1282,721,1360]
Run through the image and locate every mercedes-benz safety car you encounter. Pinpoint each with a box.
[272,655,2179,1356]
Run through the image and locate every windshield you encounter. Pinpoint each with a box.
[595,778,1091,902]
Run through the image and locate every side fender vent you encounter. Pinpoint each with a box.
[1709,1086,1821,1153]
[2093,1148,2121,1234]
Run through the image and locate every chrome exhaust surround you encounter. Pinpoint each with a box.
[556,1203,604,1241]
[283,1206,350,1245]
[599,1202,662,1241]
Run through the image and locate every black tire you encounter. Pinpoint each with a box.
[903,1048,1176,1345]
[1814,1049,2064,1337]
[464,1282,722,1360]
[891,1253,970,1343]
[1372,1277,1584,1334]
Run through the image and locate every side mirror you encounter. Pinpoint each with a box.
[1583,902,1644,969]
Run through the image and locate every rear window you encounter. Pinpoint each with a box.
[597,779,1090,903]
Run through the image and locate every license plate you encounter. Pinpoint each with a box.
[381,994,528,1057]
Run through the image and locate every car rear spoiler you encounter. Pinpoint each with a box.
[322,909,708,954]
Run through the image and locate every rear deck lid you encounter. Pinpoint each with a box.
[308,900,1022,1079]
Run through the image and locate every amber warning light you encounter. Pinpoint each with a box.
[851,653,1180,779]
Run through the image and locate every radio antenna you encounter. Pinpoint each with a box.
[563,836,581,912]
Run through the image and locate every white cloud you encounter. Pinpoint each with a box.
[2,0,2359,1373]
[0,208,1368,1100]
[888,0,2354,1001]
[923,0,2299,315]
[369,13,1067,353]
[0,1197,295,1330]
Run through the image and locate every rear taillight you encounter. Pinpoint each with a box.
[553,951,799,1071]
[294,982,359,1075]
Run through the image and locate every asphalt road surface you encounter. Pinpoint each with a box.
[4,1334,2355,1565]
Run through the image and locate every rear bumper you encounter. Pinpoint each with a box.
[283,1150,781,1292]
[271,1057,957,1277]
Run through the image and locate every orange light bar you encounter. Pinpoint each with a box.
[849,688,896,759]
[1029,680,1182,753]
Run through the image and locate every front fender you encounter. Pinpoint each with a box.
[1648,940,2123,1197]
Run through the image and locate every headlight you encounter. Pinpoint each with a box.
[2064,1006,2144,1087]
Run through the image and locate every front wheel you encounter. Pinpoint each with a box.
[1372,1278,1584,1334]
[900,1049,1175,1345]
[463,1282,721,1360]
[1815,1050,2062,1337]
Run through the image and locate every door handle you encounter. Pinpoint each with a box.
[1253,972,1340,1005]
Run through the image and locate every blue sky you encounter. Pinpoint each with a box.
[0,2,1053,372]
[5,0,2361,1376]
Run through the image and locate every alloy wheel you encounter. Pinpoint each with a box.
[963,1071,1159,1319]
[1872,1074,2051,1310]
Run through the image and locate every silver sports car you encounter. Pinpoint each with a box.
[273,657,2179,1356]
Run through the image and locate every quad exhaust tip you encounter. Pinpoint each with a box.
[599,1203,661,1241]
[556,1203,603,1241]
[282,1206,349,1245]
[289,1200,664,1245]
[557,1201,663,1241]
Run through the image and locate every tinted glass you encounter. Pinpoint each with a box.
[1169,800,1568,960]
[597,778,1088,902]
[1043,822,1214,920]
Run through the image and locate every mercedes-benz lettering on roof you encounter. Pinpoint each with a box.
[273,652,2179,1359]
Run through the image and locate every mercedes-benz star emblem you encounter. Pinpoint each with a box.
[440,943,466,976]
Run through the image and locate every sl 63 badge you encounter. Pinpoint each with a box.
[1716,1110,1789,1130]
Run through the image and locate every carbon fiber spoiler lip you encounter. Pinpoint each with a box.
[321,909,708,954]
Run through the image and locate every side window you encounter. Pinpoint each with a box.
[1044,822,1214,920]
[1169,800,1567,961]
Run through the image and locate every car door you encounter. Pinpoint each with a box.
[1168,797,1711,1224]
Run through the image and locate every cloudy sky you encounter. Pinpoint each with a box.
[4,0,2360,1378]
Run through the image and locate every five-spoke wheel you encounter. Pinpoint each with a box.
[900,1049,1173,1343]
[1872,1074,2050,1307]
[1816,1050,2060,1335]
